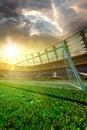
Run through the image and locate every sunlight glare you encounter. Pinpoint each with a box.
[5,45,17,58]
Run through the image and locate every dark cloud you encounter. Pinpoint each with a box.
[18,0,51,10]
[0,0,18,17]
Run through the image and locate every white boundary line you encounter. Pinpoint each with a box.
[6,80,77,90]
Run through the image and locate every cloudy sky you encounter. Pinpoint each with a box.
[0,0,87,54]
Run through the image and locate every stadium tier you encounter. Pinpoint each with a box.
[0,28,87,83]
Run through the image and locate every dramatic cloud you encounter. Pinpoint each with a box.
[0,0,87,54]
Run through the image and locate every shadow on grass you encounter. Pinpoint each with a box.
[0,83,87,106]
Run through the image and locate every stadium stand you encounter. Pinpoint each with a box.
[0,27,87,80]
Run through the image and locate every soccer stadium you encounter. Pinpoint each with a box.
[0,0,87,130]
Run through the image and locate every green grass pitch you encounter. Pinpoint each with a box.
[0,80,87,130]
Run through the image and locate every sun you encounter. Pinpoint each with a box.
[5,45,17,58]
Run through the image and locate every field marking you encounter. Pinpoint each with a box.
[6,80,74,90]
[0,80,79,90]
[17,80,79,90]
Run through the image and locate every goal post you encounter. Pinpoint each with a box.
[56,44,85,90]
